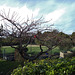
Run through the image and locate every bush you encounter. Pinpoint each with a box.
[0,60,21,75]
[11,57,75,75]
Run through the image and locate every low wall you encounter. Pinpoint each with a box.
[60,51,73,58]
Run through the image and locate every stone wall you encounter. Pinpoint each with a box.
[60,51,73,58]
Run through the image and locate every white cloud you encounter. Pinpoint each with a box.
[0,0,75,34]
[0,4,40,31]
[45,8,66,23]
[18,5,40,20]
[64,30,73,34]
[0,4,40,22]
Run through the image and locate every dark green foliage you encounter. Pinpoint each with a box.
[56,32,73,51]
[59,38,73,51]
[0,60,21,75]
[35,31,73,52]
[71,32,75,46]
[11,57,75,75]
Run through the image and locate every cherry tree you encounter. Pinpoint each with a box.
[0,9,73,61]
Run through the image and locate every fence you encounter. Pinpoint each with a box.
[0,50,14,61]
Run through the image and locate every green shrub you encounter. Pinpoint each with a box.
[11,57,75,75]
[0,60,21,75]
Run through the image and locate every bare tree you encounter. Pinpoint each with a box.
[0,9,63,61]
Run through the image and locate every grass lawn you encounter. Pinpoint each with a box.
[27,45,48,54]
[1,45,75,54]
[1,45,48,54]
[72,47,75,52]
[1,46,15,54]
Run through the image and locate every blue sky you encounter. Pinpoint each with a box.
[0,0,75,34]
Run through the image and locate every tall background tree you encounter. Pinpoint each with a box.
[71,32,75,47]
[57,32,73,52]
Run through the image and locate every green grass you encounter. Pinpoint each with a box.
[1,45,75,54]
[49,47,60,54]
[1,46,15,54]
[71,47,75,52]
[1,45,48,54]
[27,45,48,54]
